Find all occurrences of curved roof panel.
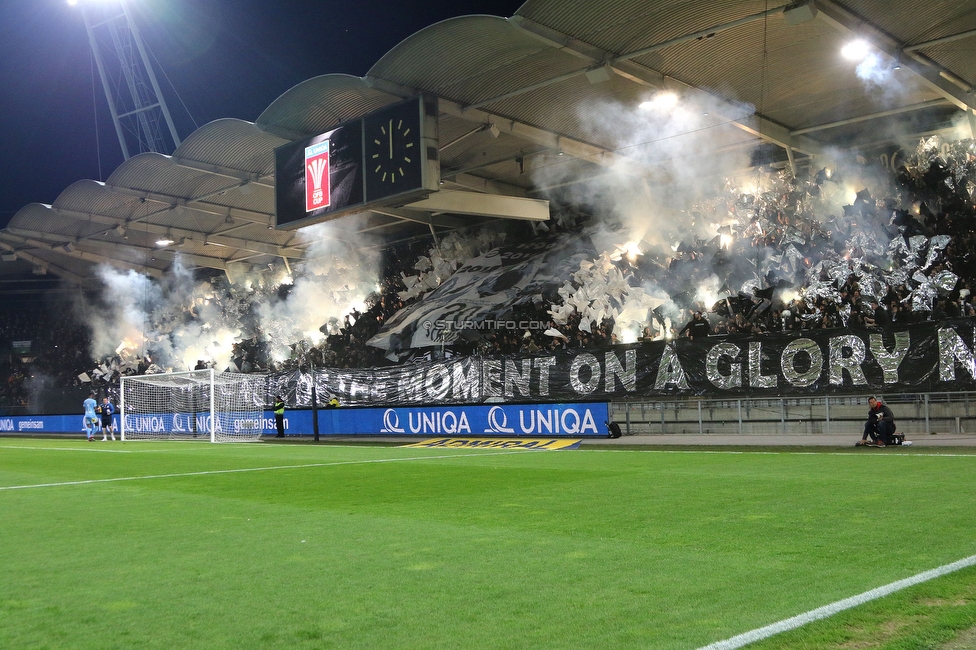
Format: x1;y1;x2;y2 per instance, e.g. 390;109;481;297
368;16;577;105
173;118;287;177
5;0;975;284
257;74;400;136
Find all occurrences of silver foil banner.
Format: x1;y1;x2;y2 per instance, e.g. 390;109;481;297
265;321;976;407
655;343;690;390
706;342;743;389
748;341;778;388
829;335;867;385
781;338;823;387
869;332;911;383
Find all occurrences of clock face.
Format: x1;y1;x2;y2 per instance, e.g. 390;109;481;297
364;100;424;203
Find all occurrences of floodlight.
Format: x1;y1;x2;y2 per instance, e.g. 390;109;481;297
841;39;870;61
639;92;679;111
155;238;175;247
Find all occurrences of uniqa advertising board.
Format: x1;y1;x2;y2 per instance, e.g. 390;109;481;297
322;403;610;437
0;404;610;438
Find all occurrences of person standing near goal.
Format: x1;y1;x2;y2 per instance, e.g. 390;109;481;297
99;396;116;441
273;395;285;438
83;392;98;442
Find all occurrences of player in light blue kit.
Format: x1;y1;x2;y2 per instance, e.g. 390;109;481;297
83;392;98;442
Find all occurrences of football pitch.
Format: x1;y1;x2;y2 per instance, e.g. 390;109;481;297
2;440;975;649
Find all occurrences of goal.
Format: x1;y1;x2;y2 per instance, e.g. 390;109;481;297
120;369;267;442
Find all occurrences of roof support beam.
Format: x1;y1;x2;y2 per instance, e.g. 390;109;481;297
44;205;303;260
470;7;784;111
813;0;975;112
447;173;528;198
369;206;470;229
903;28;976;53
146;248;228;272
5;226;181;274
0;231;164;278
0;238;85;283
365;75;631;170
790;99;953;135
169;155;274;188
2;230;158;276
439;99;626;167
407;190;549;221
507;15;824;156
103;183;274;226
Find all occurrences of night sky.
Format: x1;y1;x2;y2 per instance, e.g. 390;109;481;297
0;0;526;227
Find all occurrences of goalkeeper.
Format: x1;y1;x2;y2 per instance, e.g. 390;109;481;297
99;396;116;441
857;397;895;447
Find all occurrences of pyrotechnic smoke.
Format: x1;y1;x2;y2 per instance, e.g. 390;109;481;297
78;221;386;371
531;78;971;338
256;222;383;363
84;265;166;363
533;91;756;334
535;91;755;252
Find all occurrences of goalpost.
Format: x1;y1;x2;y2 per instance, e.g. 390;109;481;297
120;369;267;442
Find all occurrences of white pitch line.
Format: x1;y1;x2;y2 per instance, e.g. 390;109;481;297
582;448;976;458
697;553;976;650
0;445;135;454
0;448;531;492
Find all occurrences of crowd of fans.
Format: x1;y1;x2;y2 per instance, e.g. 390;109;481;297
2;137;975;413
0;297;92;412
685;139;976;334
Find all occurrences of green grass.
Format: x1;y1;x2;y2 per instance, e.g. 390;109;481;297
1;440;975;649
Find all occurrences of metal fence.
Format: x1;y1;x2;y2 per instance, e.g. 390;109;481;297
609;393;976;436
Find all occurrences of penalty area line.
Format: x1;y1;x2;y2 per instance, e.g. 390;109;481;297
697;553;976;650
0;448;533;492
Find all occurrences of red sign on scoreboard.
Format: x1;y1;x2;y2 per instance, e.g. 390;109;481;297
304;141;331;212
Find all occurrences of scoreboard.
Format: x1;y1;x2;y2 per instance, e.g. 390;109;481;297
274;95;440;230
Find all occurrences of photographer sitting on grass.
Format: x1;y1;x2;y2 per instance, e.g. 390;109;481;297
857;397;895;447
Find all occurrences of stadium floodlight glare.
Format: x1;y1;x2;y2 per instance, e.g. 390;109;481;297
155;238;175;247
841;39;871;61
640;92;679;111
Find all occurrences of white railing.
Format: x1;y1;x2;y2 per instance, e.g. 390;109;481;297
610;393;976;436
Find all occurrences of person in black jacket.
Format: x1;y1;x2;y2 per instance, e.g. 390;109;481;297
857;397;895;447
679;311;711;341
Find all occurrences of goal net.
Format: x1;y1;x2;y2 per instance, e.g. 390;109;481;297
120;369;267;442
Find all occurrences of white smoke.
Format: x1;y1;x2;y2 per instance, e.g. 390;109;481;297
255;222;382;363
78;219;386;371
535;91;756;333
534;91;755;254
85;266;162;363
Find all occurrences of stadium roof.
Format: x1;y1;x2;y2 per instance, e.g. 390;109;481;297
3;0;975;284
